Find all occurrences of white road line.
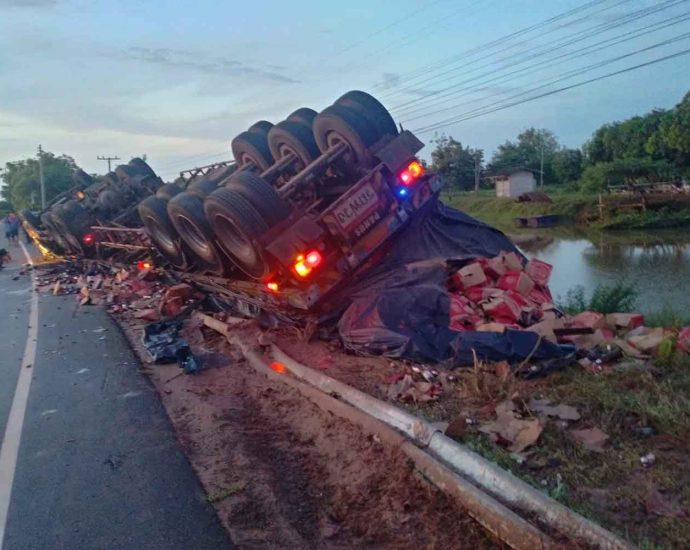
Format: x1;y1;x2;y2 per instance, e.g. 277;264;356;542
0;242;38;548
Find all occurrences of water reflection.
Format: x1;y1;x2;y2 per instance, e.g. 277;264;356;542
518;229;690;314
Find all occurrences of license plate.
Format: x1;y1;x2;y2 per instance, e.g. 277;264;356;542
332;183;379;230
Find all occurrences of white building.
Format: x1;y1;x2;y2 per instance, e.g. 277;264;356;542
495;170;536;198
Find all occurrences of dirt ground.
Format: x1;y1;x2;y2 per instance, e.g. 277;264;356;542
115;316;501;549
275;330;690;549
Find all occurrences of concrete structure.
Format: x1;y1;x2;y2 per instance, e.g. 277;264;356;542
495;170;536;198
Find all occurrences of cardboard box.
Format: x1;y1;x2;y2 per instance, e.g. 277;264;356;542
526;317;565;344
485;255;507;278
482;295;522;324
528;285;553;306
525;259;553;286
571;311;606;330
605;313;645;330
502;251;524;271
497;271;535;296
449;293;478;318
476;322;508;333
453;262;487;289
627;327;665;354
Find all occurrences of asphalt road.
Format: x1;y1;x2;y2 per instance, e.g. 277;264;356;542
0;249;232;550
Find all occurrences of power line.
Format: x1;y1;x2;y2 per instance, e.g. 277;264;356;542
412;46;690;134
390;0;687;113
415;32;690;127
373;0;615;97
396;9;690;122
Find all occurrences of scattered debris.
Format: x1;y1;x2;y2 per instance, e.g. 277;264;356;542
528;398;581;421
479;400;544;453
570;427;609;452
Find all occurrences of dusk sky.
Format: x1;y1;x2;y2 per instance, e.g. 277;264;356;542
2;0;689;180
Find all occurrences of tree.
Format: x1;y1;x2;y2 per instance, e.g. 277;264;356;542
649;91;690;167
430;135;483;191
579;158;675;193
552;148;583;184
488;128;559;184
1;152;78;210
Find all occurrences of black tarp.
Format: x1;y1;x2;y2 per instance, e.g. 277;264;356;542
337;198;566;366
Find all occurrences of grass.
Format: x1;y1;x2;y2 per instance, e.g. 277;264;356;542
442;190;690;231
206;483;244;503
559;282;638;315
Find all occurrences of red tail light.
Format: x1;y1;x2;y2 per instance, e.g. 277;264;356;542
137;260;153;270
82;233;95;246
266;281;280;292
294;249;323;278
399;160;425;186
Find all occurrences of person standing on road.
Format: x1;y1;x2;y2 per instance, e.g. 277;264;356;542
4;212;20;245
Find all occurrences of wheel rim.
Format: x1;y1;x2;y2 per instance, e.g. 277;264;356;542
213;214;264;277
146;215;175;253
276;143;307;172
325;132;357;164
177;215;213;261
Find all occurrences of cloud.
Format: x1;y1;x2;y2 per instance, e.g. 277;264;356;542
121;47;299;84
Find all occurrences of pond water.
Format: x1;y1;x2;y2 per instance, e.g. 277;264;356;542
516;229;690;315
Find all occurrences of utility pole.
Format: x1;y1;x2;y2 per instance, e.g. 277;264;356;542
38;144;46;209
539;144;544;189
97;155;120;172
474;151;481;194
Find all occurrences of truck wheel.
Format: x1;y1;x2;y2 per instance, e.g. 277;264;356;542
313;104;380;167
187;179;218;198
335;90;398;138
231;131;274;171
41;210;69;251
138;195;192;270
20;209;41;230
224;171;291;225
52;200;96;254
206;164;236;185
248;120;273;135
287;108;318;127
115;164;138;182
102;172;120;186
155;183;184;201
168;192;229;276
128;157;157;178
268;120;320;172
204;188;270;279
73;169;94;188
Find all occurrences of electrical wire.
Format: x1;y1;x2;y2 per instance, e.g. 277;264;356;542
412;46;690;134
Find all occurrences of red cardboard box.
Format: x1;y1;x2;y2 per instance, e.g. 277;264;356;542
497;271;535;296
528;285;553;306
502;251;524;271
571;311;606;330
452;262;487;290
525;259;553;286
482;295;521;324
605;313;645;330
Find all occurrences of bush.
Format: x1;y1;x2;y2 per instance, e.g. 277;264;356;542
560;282;637;314
578;158;676;193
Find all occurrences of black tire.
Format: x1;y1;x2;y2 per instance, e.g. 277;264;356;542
204;188;270;279
128;157;157;178
287;108;318;127
155;183;184;201
20;209;41;230
268;120;320;171
168;192;230;276
138;195;191;270
248;121;273;135
224;171;291;226
187;179;218;198
41;211;65;247
231;131;274;171
73;169;94;188
97;188;128;212
206;164;237;185
313;104;381;168
102;172;120;186
115;164;138;181
335;90;398;139
52;200;96;254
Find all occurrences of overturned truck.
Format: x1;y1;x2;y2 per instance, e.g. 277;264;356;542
25;91;441;312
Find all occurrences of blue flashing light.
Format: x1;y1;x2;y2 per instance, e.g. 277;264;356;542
397;188;408;197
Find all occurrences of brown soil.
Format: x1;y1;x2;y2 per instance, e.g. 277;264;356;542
116;317;501;550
